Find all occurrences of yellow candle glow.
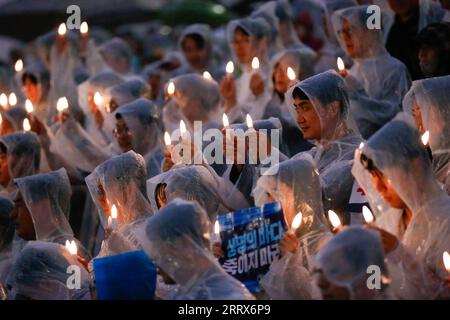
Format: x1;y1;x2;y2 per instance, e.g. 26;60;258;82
164;131;172;146
226;61;234;74
337;57;345;71
167;81;175;96
14;59;23;73
180;120;187;135
56;97;69;112
80;21;88;34
214;220;220;235
421;130;429;146
222;113;229;128
328;210;341;228
8;93;17;106
25;99;34;113
362;206;374;224
58;23;67;36
110;204;118;229
65;240;77;255
93;92;103;106
287;67;296;81
290;212;303;231
0;93;8;108
202;71;212;80
251;57;260;70
246;114;253;129
22;118;31;131
444;251;450;272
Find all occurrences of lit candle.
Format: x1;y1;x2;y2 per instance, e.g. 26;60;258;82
226;61;234;74
328;210;341;229
110;204;118;229
25;99;34;114
65;240;77;256
213;220;221;242
444;251;450;273
167;81;175;96
362;205;374;224
58;23;67;37
0;93;8;109
359;142;365;149
251;57;260;70
290;212;303;232
179;120;188;141
246;114;253;129
287;67;296;81
337;57;345;72
421;130;429;146
202;71;212;80
22;118;31;131
164;131;172;147
14;59;23;73
80;21;88;35
56;97;69;112
8;93;17;107
93;91;103;107
222;113;229;129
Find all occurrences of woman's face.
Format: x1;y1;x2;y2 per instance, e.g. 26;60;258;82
114;117;133;152
232;29;252;64
97;182;110;215
369;168;406;210
273;62;291;94
411;99;425;134
22;78;42;105
11;196;36;241
0;151;10;187
314;269;351;300
293;97;322;140
340;19;358;58
182;36;208;70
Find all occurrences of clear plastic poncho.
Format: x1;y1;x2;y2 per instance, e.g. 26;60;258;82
146;165;249;222
0;196;14;289
403;75;450;193
135;198;254;300
255;155;332;299
314;226;391;300
108;78;151;108
0;132;41;196
286;70;362;222
98;37;133;76
7;241;91;300
353;112;450;298
163;73;221;134
114;98;164;178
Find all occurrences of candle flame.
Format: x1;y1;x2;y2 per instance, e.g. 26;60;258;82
8;93;17;106
444;251;450;271
0;93;7;107
25;99;34;113
362;205;374;224
56;97;69;112
80;21;88;34
359;142;365;149
226;61;234;74
251;57;260;70
287;67;296;81
0;114;2;125
23;118;31;131
222;113;229;128
214;220;220;235
111;204;118;219
328;210;341;228
93;92;103;105
421;130;429;146
291;212;303;230
337;57;345;71
65;240;77;255
167;81;175;95
246;114;253;129
14;59;23;72
164;131;171;146
58;23;67;36
202;71;212;80
180;120;187;134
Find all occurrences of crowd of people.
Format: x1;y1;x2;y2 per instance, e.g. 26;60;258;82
0;0;449;300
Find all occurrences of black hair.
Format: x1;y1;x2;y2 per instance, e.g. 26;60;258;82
292;87;309;100
182;33;206;50
0;142;7;154
235;26;250;36
21;72;38;86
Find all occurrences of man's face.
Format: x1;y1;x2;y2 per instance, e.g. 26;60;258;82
340;19;357;58
232;30;252;64
114;117;133;152
369;168;407;209
387;0;419;16
182;37;208;70
314;268;351;300
0;151;11;187
418;46;439;77
293;97;322;140
11;196;36;241
22;78;42;105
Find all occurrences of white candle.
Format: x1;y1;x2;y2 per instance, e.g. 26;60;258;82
362;205;374;224
251;57;260;70
14;59;23;73
80;21;88;35
25;99;34;114
226;61;234;74
8;93;17;107
110;204;118;229
290;212;303;232
222;113;229;129
337;57;345;72
328;210;341;229
287;67;296;81
58;23;67;36
0;93;7;108
202;71;212;80
22;118;31;131
246;114;253;129
421;130;429;146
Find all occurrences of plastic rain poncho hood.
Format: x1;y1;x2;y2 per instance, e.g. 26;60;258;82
135;199;254;300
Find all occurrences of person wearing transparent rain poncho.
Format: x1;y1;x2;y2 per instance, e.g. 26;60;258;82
7;241;91;300
11;168;90;261
0;196;15;298
0;132;41;199
315;0;357;74
178;24;223;79
163;73;221;134
313;227;393;300
85;151;153;260
352;112;450;299
107;78;151;114
253;155;332;300
285;70;363;225
220;16;272;123
332;5;411;138
403;75;450;194
134;198;254;300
